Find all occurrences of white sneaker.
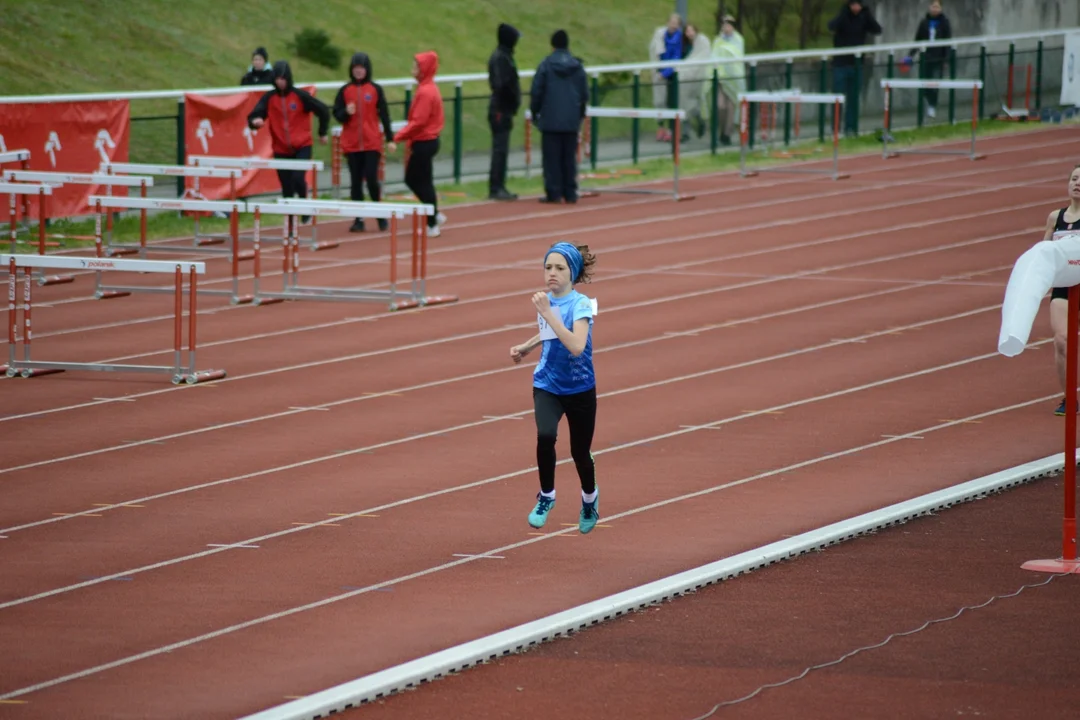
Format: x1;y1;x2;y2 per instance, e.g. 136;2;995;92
436;212;447;226
428;224;441;238
926;105;936;118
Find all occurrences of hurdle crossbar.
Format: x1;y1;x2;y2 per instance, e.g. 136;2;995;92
738;91;847;181
1;253;225;384
87;195;253;304
881;78;985;161
0;150;30;164
188;155;333;251
1;182;75;286
577;107;693;201
246;199;456;311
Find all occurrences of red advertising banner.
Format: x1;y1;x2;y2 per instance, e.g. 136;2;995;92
0;100;130;219
183;87;318;200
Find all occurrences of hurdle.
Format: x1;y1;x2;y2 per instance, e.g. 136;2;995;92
187;155;335;251
86;195;253;304
99;162;245;253
881;79;985;160
1;181;76;287
577;107;693;201
0;150;31;228
246;198;457;311
738;91;848;181
331;121;408;199
2;253;225;384
2;169;154;254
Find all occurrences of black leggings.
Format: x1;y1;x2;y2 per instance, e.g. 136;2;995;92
345;150;381;202
404;138;440;228
533;386;597;495
273;145;313;199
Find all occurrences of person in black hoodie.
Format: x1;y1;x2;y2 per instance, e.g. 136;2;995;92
248;61;330;202
530;30;588;205
240;47;274;86
827;1;882;135
907;1;952;118
333;52;396;232
488;23;522;201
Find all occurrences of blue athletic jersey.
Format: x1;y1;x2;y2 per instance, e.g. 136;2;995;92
533;290;595;395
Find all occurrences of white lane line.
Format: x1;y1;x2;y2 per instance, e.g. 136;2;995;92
0;338;1050;608
206;544;260;549
0;392;1054;702
451;554;506;560
0;266;1002;490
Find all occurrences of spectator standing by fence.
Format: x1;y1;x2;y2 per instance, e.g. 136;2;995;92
530;30;588;205
649;14;688;142
241;47;274;86
393;51;446;236
332;52;396;232
827;0;882;136
711;14;745;147
488;23;522;201
905;1;953;118
247;60;330;208
679;23;712;139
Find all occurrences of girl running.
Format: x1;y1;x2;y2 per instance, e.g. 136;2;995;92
510;242;600;533
1045;163;1080;415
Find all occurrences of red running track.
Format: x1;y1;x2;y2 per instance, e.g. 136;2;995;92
0;127;1078;719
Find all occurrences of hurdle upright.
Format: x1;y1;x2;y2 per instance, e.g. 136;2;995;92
738;91;847;181
2;253;225;384
881;78;985;161
187;155;334;251
577;107;693;201
247;198;457;311
87;195;253;304
1;181;75;286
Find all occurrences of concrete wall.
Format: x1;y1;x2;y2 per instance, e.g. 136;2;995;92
871;0;1079;45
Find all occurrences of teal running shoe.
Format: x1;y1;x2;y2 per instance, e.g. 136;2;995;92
528;493;555;528
579;486;599;534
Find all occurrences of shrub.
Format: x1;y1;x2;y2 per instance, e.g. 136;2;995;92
289;28;342;70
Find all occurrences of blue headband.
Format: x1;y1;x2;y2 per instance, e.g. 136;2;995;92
545;242;583;283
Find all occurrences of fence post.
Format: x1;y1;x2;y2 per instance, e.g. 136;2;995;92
853;54;862;136
405;86;413;115
632;71;641;164
710;68;719;154
917;52;926;128
978;44;987;119
453;83;462;184
783;59;793;146
1036;38;1044;110
1007;42;1016;109
175;99;185;198
818;58;827;143
948;47;957;124
748;62;758;149
590;74;599;170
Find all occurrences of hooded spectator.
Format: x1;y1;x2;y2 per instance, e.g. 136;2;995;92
530;29;588;204
241;47;274;86
393;51;447;235
488;23;522;201
827;0;882;135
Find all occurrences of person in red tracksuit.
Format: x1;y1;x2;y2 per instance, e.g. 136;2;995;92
248;60;330;207
393;51;446;237
333;52;396;233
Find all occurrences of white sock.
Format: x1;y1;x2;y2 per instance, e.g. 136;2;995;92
540;490;555;500
581;489;597;503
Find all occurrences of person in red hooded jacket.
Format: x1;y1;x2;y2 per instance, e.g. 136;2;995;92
248;60;330;204
333;52;397;232
393;51;446;237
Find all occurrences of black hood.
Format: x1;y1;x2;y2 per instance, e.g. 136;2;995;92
349;52;373;83
272;60;294;93
497;23;520;51
547;48;582;78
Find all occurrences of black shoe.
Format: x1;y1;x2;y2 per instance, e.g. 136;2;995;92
489;188;518;201
377;218;388;232
349;219;365;233
539;197;560;204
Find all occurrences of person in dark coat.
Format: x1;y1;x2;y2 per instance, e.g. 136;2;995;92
827;0;882;135
333;52;396;232
241;47;274;86
530;30;588;205
488;23;522;201
247;60;330;202
907;1;953;118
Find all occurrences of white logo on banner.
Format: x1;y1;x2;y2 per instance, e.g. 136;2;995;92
44;131;62;167
0;134;7;153
94;129;117;164
242;125;256;151
196;119;214;153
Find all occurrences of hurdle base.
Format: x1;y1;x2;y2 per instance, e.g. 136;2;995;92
675;194;696;202
253;296;287;307
106;247;142;258
38;275;74;286
231;295;255;306
971;154;987;161
175;369;228;386
196;237;227;247
237;249;255;262
97;290;132;300
1021;558;1080;574
391;294;460;311
4;366;65;379
313;241;340;251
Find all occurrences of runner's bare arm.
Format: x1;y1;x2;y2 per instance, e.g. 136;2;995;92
1044;209;1058;241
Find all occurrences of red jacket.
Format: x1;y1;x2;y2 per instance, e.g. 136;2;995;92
248;61;330;156
394;52;444;146
332;53;394;154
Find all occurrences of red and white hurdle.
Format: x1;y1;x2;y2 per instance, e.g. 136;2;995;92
2;253;225;384
1;181;74;287
187;155;336;251
738;91;848;181
87;195;252;304
881;78;985;161
249;198;457;311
